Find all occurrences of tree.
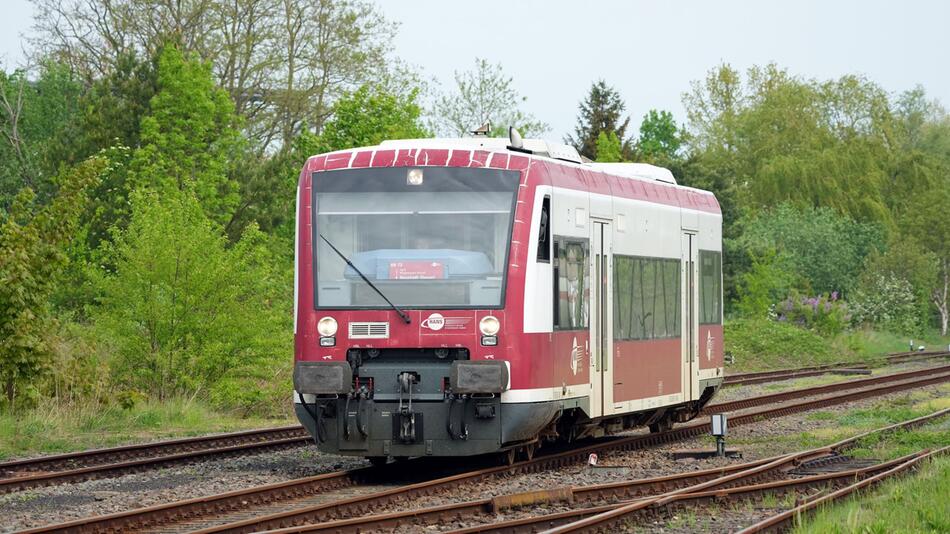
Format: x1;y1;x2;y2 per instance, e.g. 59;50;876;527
853;239;938;334
319;85;430;152
636;109;683;161
29;0;397;149
130;46;241;226
736;203;883;297
901;182;950;335
594;131;622;162
0;62;84;208
433;58;547;137
0;158;104;406
92;189;287;401
566;80;633;160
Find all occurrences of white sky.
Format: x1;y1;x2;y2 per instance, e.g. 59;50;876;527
4;0;949;140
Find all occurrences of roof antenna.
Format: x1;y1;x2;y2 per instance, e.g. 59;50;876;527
471;121;491;136
508;126;523;149
507;126;532;154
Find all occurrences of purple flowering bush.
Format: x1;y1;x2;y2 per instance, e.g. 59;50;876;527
775;291;850;336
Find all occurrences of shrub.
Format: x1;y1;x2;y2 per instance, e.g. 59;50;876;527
92;190;290;408
776;292;850;336
850;274;921;335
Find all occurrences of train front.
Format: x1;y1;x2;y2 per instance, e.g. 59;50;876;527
293;157;522;460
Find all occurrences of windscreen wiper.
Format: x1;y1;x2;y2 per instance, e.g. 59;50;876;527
319;234;411;324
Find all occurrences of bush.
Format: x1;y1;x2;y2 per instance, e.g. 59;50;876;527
776;292;850;336
734;251;798;318
92;190;290;408
850;274;921;335
725;318;834;371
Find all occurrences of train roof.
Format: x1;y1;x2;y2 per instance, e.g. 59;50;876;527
375;138;678;185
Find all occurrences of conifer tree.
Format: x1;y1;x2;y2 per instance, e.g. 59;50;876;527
566;80;633;160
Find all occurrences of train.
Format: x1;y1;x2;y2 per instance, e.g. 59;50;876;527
292;130;723;463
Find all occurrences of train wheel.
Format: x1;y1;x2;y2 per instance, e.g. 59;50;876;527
519;443;537;461
368;456;388;468
648;418;673;433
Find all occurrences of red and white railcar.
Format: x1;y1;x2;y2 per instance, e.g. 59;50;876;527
293;135;723;461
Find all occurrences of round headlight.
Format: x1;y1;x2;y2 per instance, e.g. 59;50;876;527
479;315;500;336
317;316;338;337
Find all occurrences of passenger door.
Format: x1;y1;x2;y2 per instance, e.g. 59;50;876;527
681;232;699;401
590;219;615;417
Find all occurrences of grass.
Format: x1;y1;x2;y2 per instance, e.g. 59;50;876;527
0;397;295;460
792;456;950;534
725;320;950;373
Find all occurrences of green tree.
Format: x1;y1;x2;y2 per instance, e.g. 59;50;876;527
736;203;883;297
636;109;683;161
319;85;429;152
0;62;84;207
0;158;104;406
433;58;548;137
594;131;622;162
857;238;939;332
901;182;950;335
92;190;287;402
130;46;242;226
566;80;632;160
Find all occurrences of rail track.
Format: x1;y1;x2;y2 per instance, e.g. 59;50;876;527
0;426;311;494
21;362;950;534
723;350;950;387
5;351;941;497
122;408;950;534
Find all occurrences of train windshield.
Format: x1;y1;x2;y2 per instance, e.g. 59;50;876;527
313;166;520;309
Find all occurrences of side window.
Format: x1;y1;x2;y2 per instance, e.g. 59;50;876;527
536;196;551;262
699;250;722;324
553;238;589;330
614;256;681;340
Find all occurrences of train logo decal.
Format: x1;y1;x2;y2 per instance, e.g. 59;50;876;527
421;314;471;332
570;336;583;376
706;331;714;361
421;313;445;331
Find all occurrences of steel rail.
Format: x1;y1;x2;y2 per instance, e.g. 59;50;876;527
0;433;311;494
735;446;950;533
705;363;950;414
20;371;950;534
448;451;933;534
540;448;949;534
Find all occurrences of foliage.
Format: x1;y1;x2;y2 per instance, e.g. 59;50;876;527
433;58;547;137
566;80;633;160
850;274;922;335
636;109;684;161
318;85;430;152
775;292;850;336
724;318;833;371
29;0;397;148
594;131;623;162
0;62;84;207
0;158;105;407
734;251;798;318
899;181;950;335
130;46;242;227
736;203;882;297
91;190;289;402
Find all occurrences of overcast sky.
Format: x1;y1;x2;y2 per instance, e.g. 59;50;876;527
4;0;949;140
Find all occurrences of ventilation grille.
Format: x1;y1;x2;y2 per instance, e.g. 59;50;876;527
348;322;389;339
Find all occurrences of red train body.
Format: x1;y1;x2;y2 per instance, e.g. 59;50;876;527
293;138;723;460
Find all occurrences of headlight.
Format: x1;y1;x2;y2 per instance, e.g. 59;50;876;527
479;315;500;336
317;316;338;337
